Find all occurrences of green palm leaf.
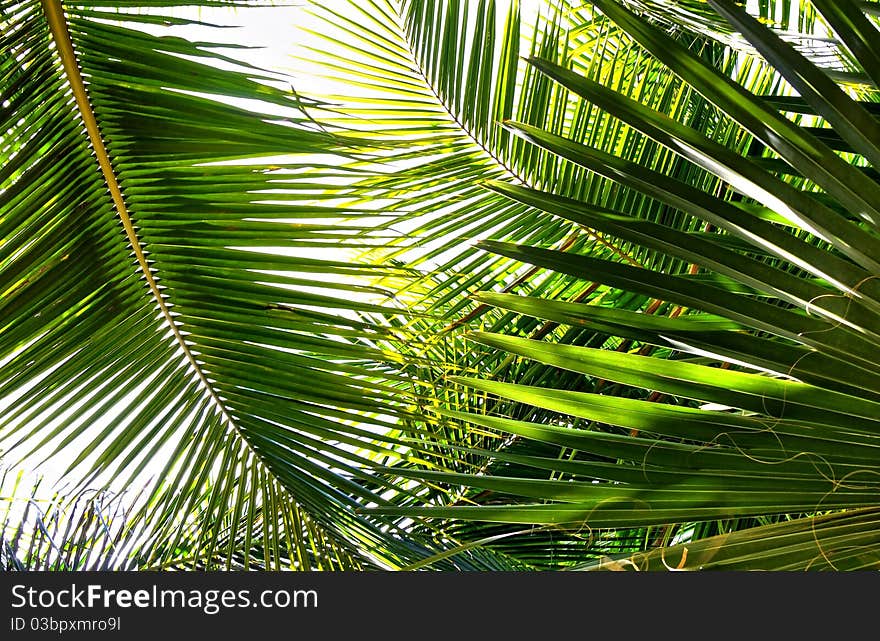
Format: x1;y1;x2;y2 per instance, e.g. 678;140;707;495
0;0;463;570
367;0;880;569
6;0;880;572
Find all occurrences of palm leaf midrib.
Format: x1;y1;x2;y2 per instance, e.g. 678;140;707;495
6;0;436;568
391;1;529;188
40;0;261;460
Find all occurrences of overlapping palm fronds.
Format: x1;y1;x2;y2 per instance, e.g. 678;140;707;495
361;0;880;570
5;0;879;571
0;0;482;570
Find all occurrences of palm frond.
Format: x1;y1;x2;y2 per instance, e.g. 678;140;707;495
6;0;879;572
0;0;461;569
366;0;880;568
